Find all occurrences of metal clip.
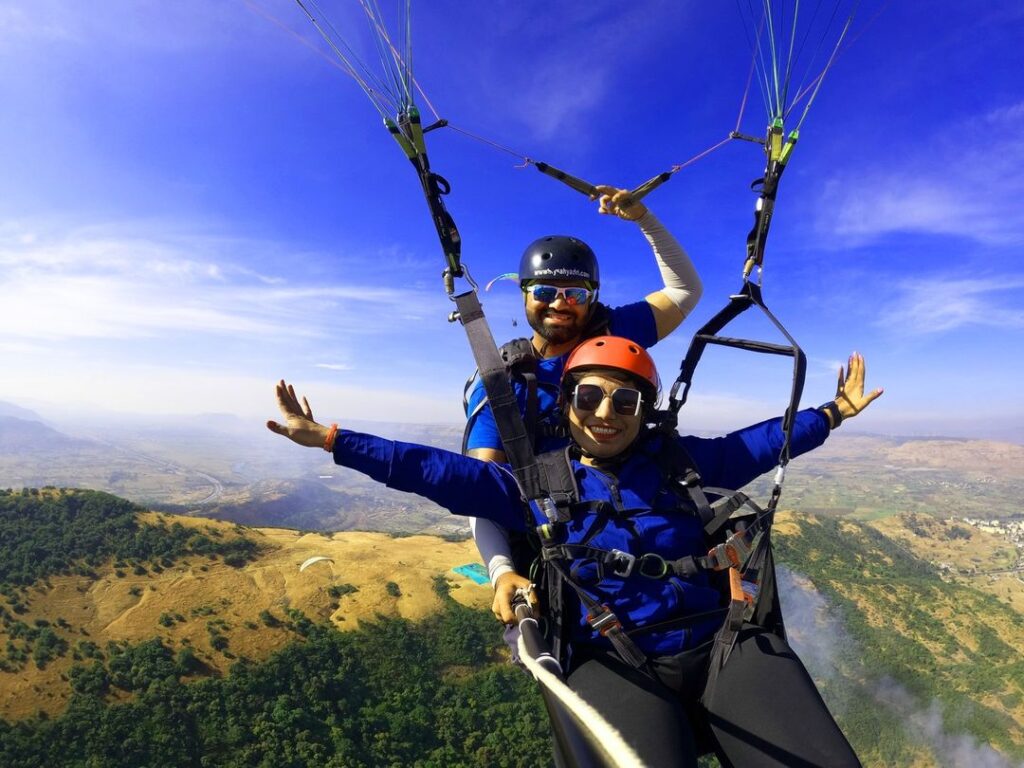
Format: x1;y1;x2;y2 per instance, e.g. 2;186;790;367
608;549;636;578
637;553;669;579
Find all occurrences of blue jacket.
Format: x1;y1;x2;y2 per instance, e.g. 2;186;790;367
333;408;830;655
463;300;658;453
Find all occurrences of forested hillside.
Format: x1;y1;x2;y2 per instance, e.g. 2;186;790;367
1;490;1022;766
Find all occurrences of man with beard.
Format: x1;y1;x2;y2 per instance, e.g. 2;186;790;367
463;185;703;619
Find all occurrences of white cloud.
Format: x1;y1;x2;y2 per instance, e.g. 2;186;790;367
0;221;435;344
0;3;70;43
820;101;1024;245
0;362;462;424
877;275;1024;335
0;0;262;50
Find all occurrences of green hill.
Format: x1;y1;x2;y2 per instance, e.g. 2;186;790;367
1;490;1022;766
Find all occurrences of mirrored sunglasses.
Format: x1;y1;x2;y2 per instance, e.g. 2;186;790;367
572;383;643;416
525;284;593;306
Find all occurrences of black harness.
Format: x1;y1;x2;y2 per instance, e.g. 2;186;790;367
461;303;612;454
521;430;785;681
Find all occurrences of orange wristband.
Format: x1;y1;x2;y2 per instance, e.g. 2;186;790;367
323;423;339;452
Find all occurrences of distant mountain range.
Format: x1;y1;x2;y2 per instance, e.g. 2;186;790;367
0;400;48;422
1;400;1022;537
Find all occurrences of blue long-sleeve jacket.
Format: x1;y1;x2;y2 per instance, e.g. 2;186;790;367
333;409;830;655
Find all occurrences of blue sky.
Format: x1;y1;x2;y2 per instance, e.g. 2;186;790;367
0;1;1021;441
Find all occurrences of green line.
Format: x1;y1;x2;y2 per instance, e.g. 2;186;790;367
787;0;828;113
779;0;800;116
362;0;406;112
740;0;775;123
793;2;857;131
293;0;394;119
763;0;780;118
787;0;844;119
302;0;403;116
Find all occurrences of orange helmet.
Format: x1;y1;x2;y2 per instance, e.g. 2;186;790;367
562;336;660;394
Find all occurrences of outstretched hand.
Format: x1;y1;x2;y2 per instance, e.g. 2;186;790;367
266;380;331;448
833;352;883;422
592;185;648;222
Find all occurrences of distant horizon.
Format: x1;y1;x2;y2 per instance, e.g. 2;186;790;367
3;396;1021;447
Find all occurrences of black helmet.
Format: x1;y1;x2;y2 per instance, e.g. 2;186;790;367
519;236;599;287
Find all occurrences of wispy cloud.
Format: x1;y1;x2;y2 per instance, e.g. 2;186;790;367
0;3;72;43
820;101;1024;245
0;0;260;50
467;1;686;143
0;221;434;344
877;275;1024;335
0;362;461;423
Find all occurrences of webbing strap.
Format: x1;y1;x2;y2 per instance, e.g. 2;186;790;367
453;290;546;505
742;123;797;280
668;280;806;467
386;108;463;282
704;531;775;691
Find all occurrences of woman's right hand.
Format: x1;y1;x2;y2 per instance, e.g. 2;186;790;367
266;380;332;448
492;571;538;625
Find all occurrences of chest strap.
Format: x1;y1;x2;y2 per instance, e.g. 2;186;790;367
542;544;710;580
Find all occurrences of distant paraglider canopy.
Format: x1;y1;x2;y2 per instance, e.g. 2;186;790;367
299;555;335;572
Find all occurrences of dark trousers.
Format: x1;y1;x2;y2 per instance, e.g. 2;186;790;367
563;626;862;768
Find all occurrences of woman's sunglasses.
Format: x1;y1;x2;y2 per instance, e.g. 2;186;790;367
572;383;643;416
524;284;593;306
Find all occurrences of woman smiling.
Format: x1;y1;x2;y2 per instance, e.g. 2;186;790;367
268;336;881;767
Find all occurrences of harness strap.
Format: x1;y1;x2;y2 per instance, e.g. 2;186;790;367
523;371;538;449
626;606;730;637
704;532;774;697
453;290;547;508
571;574;649;670
544;544;713;581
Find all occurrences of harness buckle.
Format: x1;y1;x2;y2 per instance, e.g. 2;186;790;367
679;469;701;488
608;549;636;578
539;497;571;524
587;605;622;635
637;553;670;579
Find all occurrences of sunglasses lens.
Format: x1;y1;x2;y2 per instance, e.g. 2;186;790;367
611;388;642;415
572;385;642;415
528;285;591;305
563;288;590;305
529;285;558;303
573;384;605;411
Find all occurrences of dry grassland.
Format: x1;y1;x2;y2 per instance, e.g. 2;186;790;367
0;513;491;720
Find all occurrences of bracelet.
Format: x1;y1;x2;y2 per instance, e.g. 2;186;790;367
818;401;843;430
323;423;339;452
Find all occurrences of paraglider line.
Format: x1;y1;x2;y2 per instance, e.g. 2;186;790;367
445;123;534;166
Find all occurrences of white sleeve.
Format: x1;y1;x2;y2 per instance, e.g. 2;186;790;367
637;210;702;318
470;516;515;586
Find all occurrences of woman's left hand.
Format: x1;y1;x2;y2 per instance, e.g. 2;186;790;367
593;185;648;222
266;380;331;448
834;352;883;421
